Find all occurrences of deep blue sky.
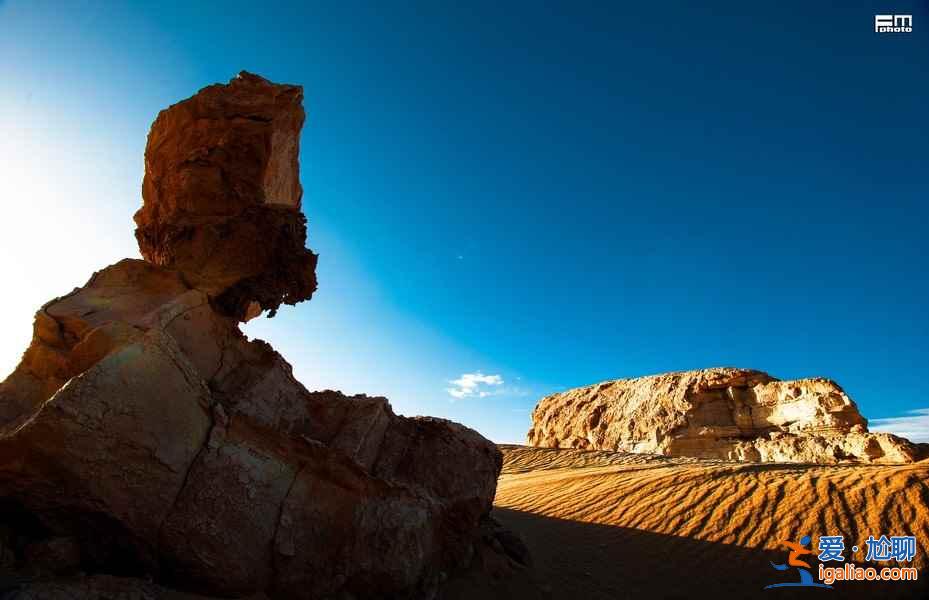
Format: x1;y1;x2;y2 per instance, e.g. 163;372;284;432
1;1;927;442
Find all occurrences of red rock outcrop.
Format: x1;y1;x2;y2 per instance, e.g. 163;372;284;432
527;368;920;463
134;71;317;320
0;73;519;599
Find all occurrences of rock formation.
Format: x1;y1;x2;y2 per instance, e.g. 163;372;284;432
0;72;527;599
135;71;317;320
526;367;920;463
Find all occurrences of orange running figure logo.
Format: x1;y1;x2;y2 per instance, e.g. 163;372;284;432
764;535;832;589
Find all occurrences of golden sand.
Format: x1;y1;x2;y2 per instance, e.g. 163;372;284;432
493;445;928;599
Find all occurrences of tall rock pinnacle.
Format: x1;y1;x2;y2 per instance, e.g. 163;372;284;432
0;73;530;599
134;71;317;319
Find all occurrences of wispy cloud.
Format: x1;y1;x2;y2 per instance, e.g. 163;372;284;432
447;372;503;400
870;408;929;443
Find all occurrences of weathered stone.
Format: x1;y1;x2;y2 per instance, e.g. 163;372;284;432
3;574;231;600
437;516;549;600
0;73;513;599
527;367;919;463
23;537;81;574
0;527;15;569
134;72;317;319
0;250;499;599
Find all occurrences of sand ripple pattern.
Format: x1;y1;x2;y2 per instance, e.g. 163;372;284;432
496;445;929;569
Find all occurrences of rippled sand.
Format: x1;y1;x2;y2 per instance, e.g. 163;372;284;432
492;444;928;599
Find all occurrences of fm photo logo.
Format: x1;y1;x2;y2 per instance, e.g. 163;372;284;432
875;14;913;33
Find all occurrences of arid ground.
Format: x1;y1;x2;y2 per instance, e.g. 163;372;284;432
490;445;929;599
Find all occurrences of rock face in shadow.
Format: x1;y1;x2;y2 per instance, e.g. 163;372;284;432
0;73;515;599
527;367;920;463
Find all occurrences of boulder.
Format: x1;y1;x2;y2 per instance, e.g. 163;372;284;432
0;73;510;599
134;72;317;319
526;367;919;463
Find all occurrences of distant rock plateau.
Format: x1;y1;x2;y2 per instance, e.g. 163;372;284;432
527;367;922;463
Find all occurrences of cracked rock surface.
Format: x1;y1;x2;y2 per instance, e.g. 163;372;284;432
527;367;921;463
0;73;517;599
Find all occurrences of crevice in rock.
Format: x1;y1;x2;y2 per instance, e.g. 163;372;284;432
228;113;274;123
268;463;303;595
154;403;217;580
161;299;209;332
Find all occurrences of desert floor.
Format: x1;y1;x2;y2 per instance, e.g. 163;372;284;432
490;445;929;599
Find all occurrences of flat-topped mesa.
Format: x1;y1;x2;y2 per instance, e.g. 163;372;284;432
527;367;920;463
134;71;317;320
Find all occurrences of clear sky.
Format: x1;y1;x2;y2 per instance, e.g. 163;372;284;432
1;1;927;443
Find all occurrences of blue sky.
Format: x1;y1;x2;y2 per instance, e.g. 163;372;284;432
1;1;927;443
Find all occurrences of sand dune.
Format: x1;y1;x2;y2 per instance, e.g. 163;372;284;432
493;445;929;598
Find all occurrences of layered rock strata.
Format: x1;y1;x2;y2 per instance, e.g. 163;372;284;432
527;367;919;463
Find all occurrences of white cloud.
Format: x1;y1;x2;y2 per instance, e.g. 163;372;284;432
447;372;504;400
870;408;929;443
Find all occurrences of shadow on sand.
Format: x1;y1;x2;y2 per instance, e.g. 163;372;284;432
492;507;927;600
